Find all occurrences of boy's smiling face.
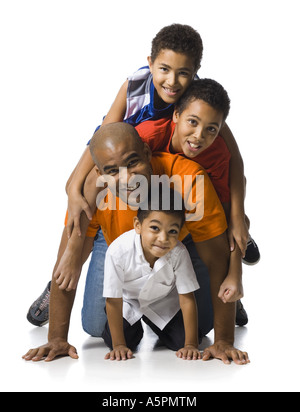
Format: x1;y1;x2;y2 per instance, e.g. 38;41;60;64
134;211;182;267
171;99;224;158
148;50;195;108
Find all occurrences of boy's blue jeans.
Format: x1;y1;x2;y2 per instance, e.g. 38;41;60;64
81;230;214;340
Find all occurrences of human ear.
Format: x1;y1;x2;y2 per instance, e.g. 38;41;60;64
147;56;153;73
95;167;101;176
143;143;152;161
172;109;180;124
133;217;142;234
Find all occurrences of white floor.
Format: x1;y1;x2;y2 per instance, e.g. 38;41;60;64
3;249;300;393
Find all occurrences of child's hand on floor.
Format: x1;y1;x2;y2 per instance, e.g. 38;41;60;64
176;345;201;360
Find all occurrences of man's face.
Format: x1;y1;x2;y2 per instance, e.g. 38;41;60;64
95;138;152;204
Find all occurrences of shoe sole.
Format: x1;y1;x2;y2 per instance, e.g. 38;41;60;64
236;320;248;327
242;256;260;266
26;311;49;327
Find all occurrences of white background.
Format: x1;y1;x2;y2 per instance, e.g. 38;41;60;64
1;0;300;392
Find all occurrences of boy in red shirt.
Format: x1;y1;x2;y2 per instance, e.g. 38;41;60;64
135;79;260;266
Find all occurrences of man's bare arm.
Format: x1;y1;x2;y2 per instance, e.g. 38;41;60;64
194;232;249;364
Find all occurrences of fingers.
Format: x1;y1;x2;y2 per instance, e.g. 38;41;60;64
66;198;93;239
23;344;79;362
218;284;243;303
218;284;235;303
53;269;78;291
230;350;250;365
202;348;212;362
73;216;82;237
82;203;93;222
228;232;235;252
236;238;247;258
72;203;93;238
66;217;81;238
202;346;250;365
105;348;133;361
23;347;48;362
176;348;201;360
66;221;74;240
218;288;234;304
67;346;79;360
23;347;57;362
53;271;69;290
218;285;229;303
55;275;77;291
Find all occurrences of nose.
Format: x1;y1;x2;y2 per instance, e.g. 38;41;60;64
119;167;128;183
194;126;205;141
167;71;177;87
119;166;135;186
157;230;168;243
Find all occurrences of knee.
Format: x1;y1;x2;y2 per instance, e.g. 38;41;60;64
81;312;106;337
82;321;104;338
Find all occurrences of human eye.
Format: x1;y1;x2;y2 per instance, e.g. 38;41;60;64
207;126;218;134
159;66;168;73
127;159;139;168
179;70;190;77
150;225;160;231
187;118;198;127
169;229;179;235
106;168;119;176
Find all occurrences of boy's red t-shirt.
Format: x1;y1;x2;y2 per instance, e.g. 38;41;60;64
135;118;231;204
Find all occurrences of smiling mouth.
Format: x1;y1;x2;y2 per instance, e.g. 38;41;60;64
153;244;169;251
163;87;180;97
120;182;140;192
187;141;202;151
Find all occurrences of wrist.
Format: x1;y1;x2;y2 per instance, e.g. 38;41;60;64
48;333;69;343
230;208;245;222
227;266;242;281
113;342;127;349
184;342;198;348
67;181;83;197
214;338;234;347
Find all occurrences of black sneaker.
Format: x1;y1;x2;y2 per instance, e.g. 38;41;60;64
236;300;248;326
27;281;51;326
243;235;260;265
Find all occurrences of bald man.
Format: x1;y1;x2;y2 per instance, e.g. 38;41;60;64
23;123;248;365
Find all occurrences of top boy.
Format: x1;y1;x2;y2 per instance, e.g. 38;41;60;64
123;24;202;123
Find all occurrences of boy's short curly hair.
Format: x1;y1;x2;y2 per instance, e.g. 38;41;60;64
175;79;231;122
151;24;203;72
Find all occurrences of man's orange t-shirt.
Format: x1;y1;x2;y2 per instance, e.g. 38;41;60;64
135;118;231;204
86;152;227;245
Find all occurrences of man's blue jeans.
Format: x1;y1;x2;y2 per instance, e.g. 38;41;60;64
81;230;108;336
81;230;214;339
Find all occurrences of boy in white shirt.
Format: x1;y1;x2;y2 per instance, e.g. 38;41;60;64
102;186;201;361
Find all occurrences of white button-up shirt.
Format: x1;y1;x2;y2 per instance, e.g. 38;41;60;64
103;229;200;330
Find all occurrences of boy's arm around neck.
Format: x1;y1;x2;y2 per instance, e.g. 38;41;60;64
66;80;128;195
65;80;128;236
220;123;245;217
220;123;249;256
